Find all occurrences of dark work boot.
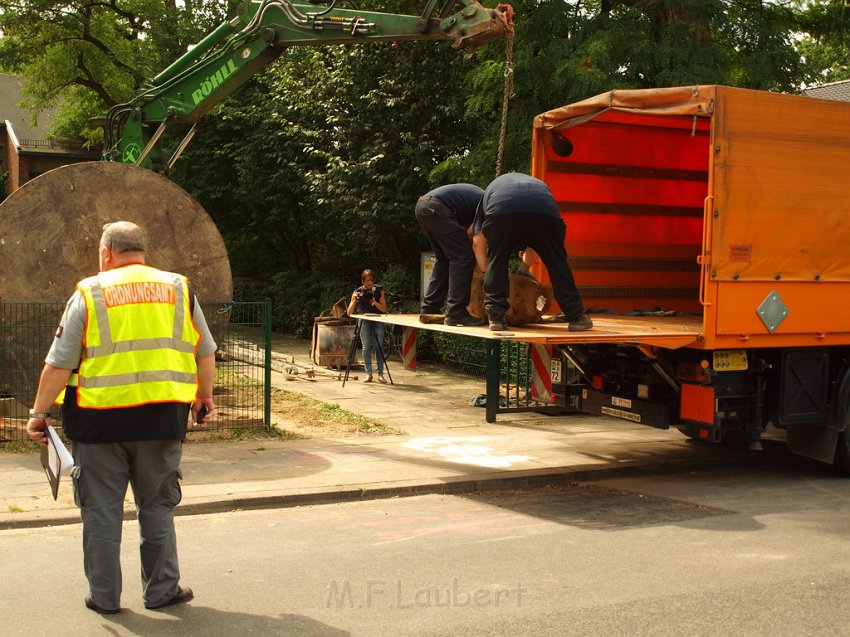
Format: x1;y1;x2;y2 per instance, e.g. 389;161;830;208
488;319;507;331
568;315;594;332
145;587;194;610
444;313;486;327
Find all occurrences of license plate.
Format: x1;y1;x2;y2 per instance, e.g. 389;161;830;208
713;350;748;371
551;359;563;383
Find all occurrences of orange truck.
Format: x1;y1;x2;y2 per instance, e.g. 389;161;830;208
530;85;850;471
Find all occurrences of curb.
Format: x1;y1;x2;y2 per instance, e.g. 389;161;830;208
0;451;743;531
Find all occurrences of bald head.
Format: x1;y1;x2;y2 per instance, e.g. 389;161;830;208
99;221;147;270
101;221;146;253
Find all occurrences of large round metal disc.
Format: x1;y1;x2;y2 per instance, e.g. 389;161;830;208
0;161;232;303
0;162;232;402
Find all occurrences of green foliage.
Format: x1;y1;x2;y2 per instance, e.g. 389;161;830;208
234;262;420;338
795;0;850;83
233;277;273;304
170;38;473;317
432;332;487;373
0;0;235;140
267;270;351;338
377;263;419;312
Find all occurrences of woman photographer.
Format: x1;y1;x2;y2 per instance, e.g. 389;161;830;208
347;269;388;383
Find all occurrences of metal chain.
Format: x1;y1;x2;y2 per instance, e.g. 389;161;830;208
495;28;515;178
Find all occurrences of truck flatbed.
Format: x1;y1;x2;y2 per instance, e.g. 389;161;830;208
353;313;703;423
355;313;703;349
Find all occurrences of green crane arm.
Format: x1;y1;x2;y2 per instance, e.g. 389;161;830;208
104;0;513;170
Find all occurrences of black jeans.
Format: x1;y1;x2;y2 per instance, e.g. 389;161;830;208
415;197;475;319
482;213;584;322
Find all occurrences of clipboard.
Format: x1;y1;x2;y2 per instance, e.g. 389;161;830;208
40;425;74;500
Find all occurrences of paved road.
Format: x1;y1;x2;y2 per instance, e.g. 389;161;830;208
4;446;849;636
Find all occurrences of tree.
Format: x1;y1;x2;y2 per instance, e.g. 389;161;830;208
172;38;477;280
453;0;813;180
795;0;850;83
0;0;236;142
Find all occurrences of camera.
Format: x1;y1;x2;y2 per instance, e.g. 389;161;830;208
357;285;376;302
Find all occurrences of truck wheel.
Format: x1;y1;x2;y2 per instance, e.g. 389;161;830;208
829;365;850;474
834;432;850;474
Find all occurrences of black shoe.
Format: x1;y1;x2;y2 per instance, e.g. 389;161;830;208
85;597;120;615
489;320;507;331
145;586;194;610
568;315;594;332
444;314;486;327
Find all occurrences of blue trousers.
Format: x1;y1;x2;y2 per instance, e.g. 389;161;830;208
359;319;386;376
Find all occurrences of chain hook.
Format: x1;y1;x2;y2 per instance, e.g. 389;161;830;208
495;4;515;178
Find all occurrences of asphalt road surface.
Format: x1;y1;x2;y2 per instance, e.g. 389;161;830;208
3;445;850;636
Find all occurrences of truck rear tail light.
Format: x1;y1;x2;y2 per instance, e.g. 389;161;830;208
677;361;710;383
592;375;604;390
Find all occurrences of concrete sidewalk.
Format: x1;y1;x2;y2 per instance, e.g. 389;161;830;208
0;334;737;530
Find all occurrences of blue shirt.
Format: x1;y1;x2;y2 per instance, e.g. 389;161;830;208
426;183;484;228
472;173;560;235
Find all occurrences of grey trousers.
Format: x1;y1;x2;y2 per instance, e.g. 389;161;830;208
72;440;183;610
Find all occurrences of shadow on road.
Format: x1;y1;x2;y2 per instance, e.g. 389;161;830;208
99;606;349;637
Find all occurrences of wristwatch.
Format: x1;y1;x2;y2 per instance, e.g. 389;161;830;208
29;409;52;419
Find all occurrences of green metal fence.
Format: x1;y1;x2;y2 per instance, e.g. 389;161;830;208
432;332;538;409
0;300;271;443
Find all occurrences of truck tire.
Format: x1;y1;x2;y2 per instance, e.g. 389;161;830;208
834;433;850;474
830;365;850;474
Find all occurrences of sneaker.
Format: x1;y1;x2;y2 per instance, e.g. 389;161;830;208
85;597;120;615
444;314;486;327
145;586;194;610
363;375;373;383
488;320;507;331
568;315;594;332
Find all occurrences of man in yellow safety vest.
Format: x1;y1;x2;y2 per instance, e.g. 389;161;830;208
27;221;217;614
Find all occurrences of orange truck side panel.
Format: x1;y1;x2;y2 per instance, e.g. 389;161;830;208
532;85;850;350
711;87;850;284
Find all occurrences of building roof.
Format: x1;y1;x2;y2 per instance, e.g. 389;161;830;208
803;78;850;102
0;74;59;141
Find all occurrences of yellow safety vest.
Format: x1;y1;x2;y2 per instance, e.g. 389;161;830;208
71;264;201;409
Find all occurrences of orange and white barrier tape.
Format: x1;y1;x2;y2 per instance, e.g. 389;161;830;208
401;326;417;370
530;343;554;403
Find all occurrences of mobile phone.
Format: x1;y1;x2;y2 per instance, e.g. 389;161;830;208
195;404;209;424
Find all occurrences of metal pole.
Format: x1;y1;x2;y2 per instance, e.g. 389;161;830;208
263;298;272;431
486;339;501;423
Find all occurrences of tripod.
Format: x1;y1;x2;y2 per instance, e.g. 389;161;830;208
342;319;393;387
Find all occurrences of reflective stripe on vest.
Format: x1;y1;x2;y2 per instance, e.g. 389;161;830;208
75;266;200;408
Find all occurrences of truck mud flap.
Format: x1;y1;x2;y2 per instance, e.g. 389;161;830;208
581;388;672;429
786;424;838;464
780;348;837;464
